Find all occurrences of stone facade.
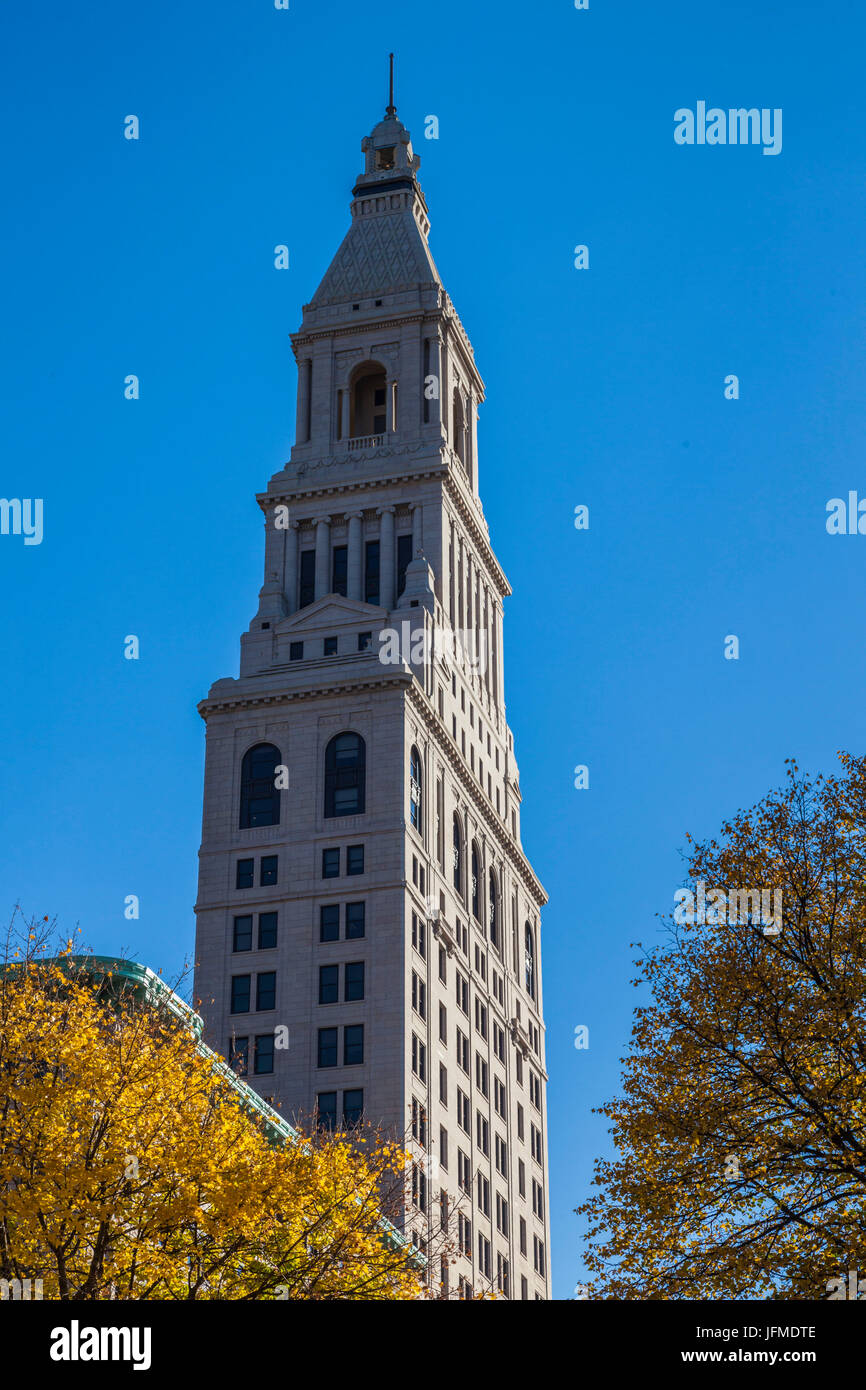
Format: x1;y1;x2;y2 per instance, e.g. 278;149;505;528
194;100;551;1299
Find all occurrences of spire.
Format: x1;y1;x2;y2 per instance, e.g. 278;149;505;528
386;52;396;120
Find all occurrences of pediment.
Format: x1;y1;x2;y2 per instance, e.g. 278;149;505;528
277;595;384;633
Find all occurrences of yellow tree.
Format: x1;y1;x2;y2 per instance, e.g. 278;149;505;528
0;941;430;1300
578;754;866;1300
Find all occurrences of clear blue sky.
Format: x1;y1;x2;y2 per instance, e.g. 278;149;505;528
2;0;864;1299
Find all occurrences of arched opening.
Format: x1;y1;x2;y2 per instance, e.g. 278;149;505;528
489;869;500;951
409;745;423;835
452;387;466;466
452;814;463;894
350;362;388;438
239;743;281;829
525;922;536;1000
324;732;366;818
471;842;481;922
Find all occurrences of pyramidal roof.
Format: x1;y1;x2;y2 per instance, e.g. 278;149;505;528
310;103;442;307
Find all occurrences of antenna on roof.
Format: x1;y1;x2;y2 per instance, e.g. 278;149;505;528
386;52;396;118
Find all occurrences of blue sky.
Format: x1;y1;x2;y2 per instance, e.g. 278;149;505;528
2;0;865;1299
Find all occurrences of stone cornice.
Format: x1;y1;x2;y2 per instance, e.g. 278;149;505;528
197;669;412;720
406;683;547;908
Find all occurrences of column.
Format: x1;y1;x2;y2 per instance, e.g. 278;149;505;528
386;379;397;433
347;512;363;601
378;507;395;610
284;521;299;613
471;395;479;491
314;516;331;600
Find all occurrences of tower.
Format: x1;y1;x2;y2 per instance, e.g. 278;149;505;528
193;84;551;1299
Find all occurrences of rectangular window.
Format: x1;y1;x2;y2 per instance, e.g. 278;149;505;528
517;1103;525;1141
455;972;468;1015
475;1053;489;1098
232;916;253;953
519;1216;527;1256
497;1253;510;1296
456;1029;469;1073
518;1158;526;1198
478;1233;491;1280
458;1149;471;1195
322;847;340;879
256;971;276;1011
319;964;339;1005
457;1088;470;1134
346;844;364;875
411;970;426;1019
330;544;347;594
346;901;366;939
254;1033;275;1075
495;1133;508;1178
438;944;447;983
230;975;250;1014
412;1033;427;1083
289;640;304;661
364;540;380;605
320;904;340;942
316;1091;337;1129
343;1088;364;1128
299;550;315;607
411;912;426;959
260;855;278;886
475;998;488;1039
358;631;372;651
439;1125;449;1171
235;859;254;890
439;1002;447;1043
476;1111;489;1156
344;961;365;1002
228;1035;248;1074
397;533;413;598
258;912;278;950
533;1237;546;1278
344;1024;364;1065
439;1062;448;1105
477;1172;490;1216
324;635;338;656
318;1027;338;1068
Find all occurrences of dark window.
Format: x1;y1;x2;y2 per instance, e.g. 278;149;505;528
346;901;366;939
256;971;276;1012
344;1024;364;1065
260;855;278;886
332;546;348;597
254;1033;274;1075
236;858;254;890
397;533;413;598
343;1088;364;1128
230;975;250;1014
318;1028;338;1068
322;847;340;879
345;961;365;1001
228;1036;248;1074
316;1092;337;1129
320;904;340;942
525;923;536;999
472;845;481;920
489;870;499;948
239;743;281;829
453;815;462;893
364;540;380;604
319;964;339;1005
324;732;366;817
324;635;338;656
346;844;364;875
409;745;423;834
258;912;278;950
232;916;253;952
299;550;315;607
358;631;372;651
290;641;304;661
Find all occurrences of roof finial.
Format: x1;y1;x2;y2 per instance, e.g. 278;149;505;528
386;52;396;118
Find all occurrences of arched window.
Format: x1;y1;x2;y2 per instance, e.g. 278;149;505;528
452;387;466;466
525;923;536;1000
239;743;281;829
409;746;423;834
471;843;481;921
489;870;499;951
351;362;387;438
452;814;463;894
324;732;366;818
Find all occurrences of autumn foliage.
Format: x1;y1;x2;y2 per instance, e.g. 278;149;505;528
0;939;427;1300
579;753;866;1300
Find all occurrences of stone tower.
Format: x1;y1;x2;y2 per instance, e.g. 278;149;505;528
193;92;551;1299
